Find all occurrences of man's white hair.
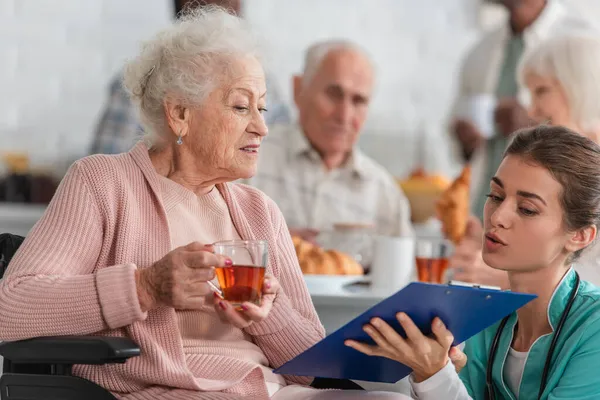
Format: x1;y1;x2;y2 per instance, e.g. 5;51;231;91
122;6;260;143
518;33;600;132
301;40;373;86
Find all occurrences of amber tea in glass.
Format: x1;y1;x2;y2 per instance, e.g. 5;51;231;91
213;240;268;308
415;238;450;284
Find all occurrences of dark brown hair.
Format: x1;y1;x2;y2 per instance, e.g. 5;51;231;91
504;125;600;261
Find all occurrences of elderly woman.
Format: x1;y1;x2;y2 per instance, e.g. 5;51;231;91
449;33;600;288
0;7;408;400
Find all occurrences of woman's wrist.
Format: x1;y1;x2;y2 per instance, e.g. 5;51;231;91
135;268;156;312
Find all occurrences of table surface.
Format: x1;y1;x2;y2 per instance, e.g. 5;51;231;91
0;203;46;219
304;275;402;307
305;219;443;305
0;203;46;236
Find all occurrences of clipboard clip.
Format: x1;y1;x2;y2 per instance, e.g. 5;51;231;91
447;280;502;291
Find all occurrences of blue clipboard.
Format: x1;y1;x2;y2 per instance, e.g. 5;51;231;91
274;282;536;383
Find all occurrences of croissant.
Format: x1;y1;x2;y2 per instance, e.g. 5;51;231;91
292;236;363;275
436;165;471;244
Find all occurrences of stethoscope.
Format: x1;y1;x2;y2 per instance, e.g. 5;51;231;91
485;271;580;400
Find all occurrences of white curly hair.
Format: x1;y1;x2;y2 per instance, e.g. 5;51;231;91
122;5;261;144
518;33;600;133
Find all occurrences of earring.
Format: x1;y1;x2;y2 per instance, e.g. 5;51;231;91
176;134;183;145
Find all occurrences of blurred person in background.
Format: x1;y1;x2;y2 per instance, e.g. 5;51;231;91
450;33;600;288
244;40;412;244
89;0;290;155
447;0;596;220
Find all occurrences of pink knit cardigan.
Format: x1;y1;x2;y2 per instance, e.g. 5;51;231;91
0;143;325;399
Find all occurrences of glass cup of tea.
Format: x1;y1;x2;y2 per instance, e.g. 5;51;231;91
212;240;268;309
415;238;451;284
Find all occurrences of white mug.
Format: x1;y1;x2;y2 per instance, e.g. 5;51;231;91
370;236;415;294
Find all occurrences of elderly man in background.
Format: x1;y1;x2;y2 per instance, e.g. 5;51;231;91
90;0;290;155
448;0;596;219
246;40;412;243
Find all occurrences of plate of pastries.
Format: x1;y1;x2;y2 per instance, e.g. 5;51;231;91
292;235;365;276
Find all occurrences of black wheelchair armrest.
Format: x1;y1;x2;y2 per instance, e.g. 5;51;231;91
0;336;140;365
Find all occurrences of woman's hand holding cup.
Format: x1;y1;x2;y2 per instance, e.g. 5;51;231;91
213;274;281;329
135;242;231;312
210;240;279;329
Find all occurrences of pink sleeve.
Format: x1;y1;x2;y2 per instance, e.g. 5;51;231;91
244;201;325;385
0;163;146;341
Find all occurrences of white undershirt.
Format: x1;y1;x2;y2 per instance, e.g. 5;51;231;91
503;347;529;398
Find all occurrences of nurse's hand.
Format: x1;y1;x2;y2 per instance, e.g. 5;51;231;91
345;313;455;382
450;346;467;373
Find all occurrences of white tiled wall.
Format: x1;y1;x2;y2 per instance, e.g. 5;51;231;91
0;0;598;178
0;0;171;172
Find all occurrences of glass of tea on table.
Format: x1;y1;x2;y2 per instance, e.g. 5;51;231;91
212;240;268;309
415;238;450;283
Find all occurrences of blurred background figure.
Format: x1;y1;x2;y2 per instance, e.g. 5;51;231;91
519;34;600;142
447;0;597;220
89;0;291;155
245;40;412;244
449;32;600;288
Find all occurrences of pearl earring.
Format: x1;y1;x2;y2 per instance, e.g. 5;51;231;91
176;134;183;145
